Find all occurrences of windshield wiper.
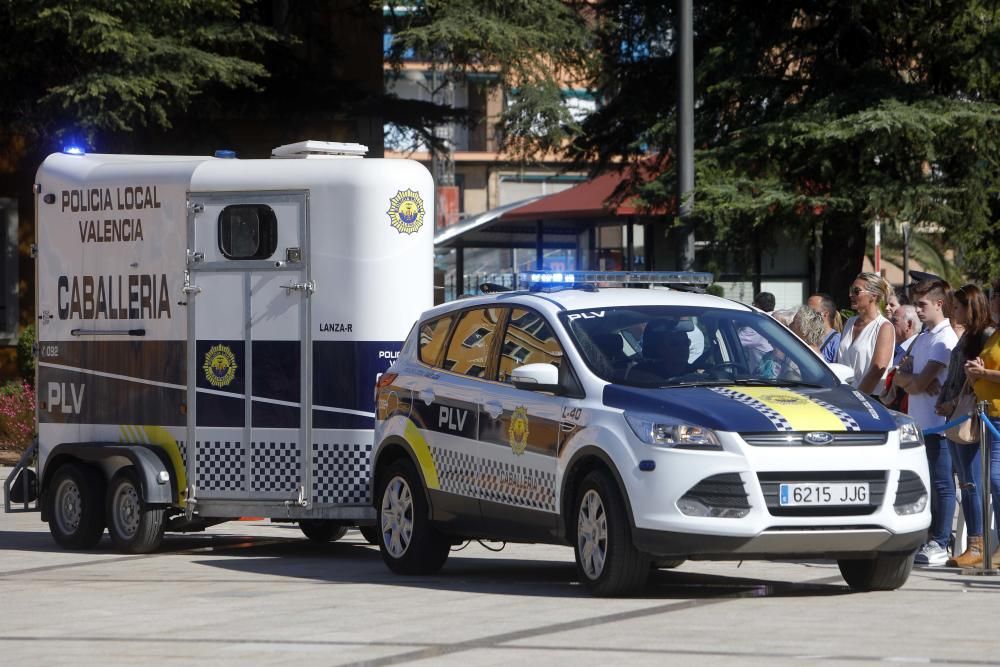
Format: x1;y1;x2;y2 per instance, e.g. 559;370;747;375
728;378;826;389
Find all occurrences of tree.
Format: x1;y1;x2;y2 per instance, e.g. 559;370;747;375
382;0;596;156
573;1;1000;298
0;0;278;159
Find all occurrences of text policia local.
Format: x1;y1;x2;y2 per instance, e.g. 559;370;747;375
55;186;171;321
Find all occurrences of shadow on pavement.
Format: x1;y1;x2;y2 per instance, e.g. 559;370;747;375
189;538;853;600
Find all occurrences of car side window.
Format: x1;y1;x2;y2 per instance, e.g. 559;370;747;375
443;308;503;378
499;308;562;384
418;315;454;366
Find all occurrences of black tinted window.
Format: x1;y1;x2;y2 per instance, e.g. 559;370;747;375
218;205;278;259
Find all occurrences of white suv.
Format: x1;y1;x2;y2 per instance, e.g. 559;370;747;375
372;274;930;595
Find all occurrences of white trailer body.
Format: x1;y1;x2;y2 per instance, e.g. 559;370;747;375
29;142;432;548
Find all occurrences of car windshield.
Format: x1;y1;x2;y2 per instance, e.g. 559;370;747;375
560;305;837;389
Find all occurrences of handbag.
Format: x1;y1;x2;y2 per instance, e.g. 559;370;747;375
944;380;979;445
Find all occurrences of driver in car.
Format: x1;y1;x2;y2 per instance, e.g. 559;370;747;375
626;321;692;384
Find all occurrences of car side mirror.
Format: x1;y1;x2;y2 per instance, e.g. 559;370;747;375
828;362;855;385
511;363;562;393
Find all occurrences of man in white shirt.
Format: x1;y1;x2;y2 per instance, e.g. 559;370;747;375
893;280;958;566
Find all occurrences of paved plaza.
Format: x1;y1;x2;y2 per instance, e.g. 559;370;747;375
1;486;997;666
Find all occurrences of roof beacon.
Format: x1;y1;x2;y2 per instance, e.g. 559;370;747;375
517;270;713;291
271;139;369;159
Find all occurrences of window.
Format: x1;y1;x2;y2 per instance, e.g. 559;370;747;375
444;308;503;378
418;315;454;366
218;205;278;260
499;308;562;383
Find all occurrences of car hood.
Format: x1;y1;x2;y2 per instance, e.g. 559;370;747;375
603;383;895;433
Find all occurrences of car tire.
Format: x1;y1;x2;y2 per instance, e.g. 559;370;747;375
299;520;349;543
48;462;106;550
358;525;380;545
838;551;915;591
106;467;166;554
574;469;650;596
375;457;449;575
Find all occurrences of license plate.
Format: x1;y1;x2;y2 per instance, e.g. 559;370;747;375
779;483;869;506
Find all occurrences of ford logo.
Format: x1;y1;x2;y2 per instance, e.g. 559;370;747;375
804;432;835;445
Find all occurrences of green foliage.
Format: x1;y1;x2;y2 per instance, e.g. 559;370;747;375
0;0;277;143
16;325;35;381
572;0;1000;285
705;283;725;298
383;0;595;156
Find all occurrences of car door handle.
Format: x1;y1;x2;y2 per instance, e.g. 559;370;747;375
419;389;435;405
483;401;503;420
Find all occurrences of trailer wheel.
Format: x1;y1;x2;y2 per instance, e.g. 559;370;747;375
106;467;165;554
48;462;106;550
358;525;379;545
299;520;349;543
376;458;449;575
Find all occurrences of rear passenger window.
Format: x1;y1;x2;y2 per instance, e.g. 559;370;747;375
218;204;278;259
444;308;503;378
499;308;562;383
418;315;454;366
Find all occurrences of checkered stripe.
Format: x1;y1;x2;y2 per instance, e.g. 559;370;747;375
251;441;301;492
312;442;371;505
806;396;861;431
478;458;557;512
709;387;793;431
431;447;478;497
177;440;187;470
196;441;246;491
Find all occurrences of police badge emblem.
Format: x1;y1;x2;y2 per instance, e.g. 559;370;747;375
508;406;530;456
387;188;425;235
203;344;237;388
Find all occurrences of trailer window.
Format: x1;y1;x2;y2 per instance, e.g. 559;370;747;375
218;205;278;259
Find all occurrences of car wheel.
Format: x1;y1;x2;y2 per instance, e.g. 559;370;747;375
106;467;165;554
48;462;106;550
574;469;650;596
376;457;449;575
299;520;349;543
358;525;379;545
838;551;915;591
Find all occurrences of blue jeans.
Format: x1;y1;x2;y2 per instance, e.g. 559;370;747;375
925;434;956;547
949;439;983;537
989;418;1000;539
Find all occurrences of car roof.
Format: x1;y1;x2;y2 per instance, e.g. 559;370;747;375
418;287;753;321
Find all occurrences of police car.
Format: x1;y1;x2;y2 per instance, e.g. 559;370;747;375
372;272;931;596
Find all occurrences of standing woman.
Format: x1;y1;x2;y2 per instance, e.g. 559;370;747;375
936;285;994;567
966;278;1000;562
838;272;895;395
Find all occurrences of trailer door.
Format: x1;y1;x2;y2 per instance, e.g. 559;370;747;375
186;192;311;506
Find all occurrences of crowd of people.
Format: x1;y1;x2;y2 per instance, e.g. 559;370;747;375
758;272;1000;568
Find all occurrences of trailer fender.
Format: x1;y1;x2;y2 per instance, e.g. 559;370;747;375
43;443;177;507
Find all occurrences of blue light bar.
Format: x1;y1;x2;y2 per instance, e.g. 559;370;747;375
214;149;237;159
62;145;86;155
517;270;713;290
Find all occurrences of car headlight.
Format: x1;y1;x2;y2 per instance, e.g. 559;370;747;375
624;413;722;450
889;410;924;449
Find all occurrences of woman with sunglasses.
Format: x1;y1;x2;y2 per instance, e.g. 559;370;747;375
837;272;895;395
965;277;1000;563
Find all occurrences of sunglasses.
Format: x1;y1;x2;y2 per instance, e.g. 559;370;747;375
848;286;869;297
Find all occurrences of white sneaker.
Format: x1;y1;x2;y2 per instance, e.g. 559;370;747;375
914;542;949;566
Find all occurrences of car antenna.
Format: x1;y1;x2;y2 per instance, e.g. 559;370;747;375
480;283;512;294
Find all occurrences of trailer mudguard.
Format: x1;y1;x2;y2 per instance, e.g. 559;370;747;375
43;443;177;506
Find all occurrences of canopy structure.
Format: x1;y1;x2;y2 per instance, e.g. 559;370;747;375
434;171;659;285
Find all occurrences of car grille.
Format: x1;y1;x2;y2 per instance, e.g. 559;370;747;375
741;432;888;446
894;470;927;510
757;470;887;516
680;473;751;511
